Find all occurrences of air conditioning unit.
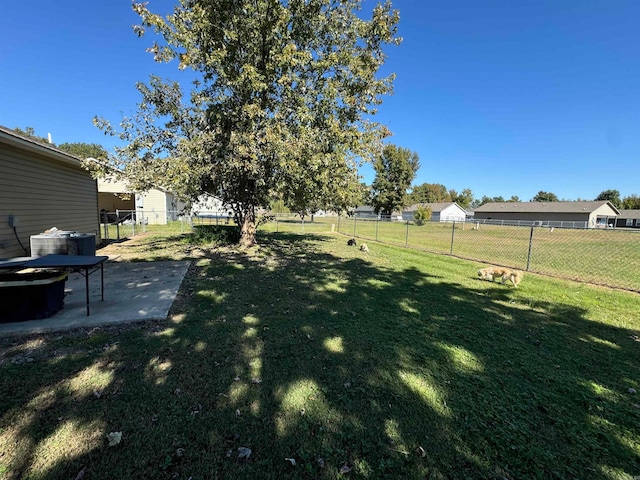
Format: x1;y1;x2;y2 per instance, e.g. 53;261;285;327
30;232;96;257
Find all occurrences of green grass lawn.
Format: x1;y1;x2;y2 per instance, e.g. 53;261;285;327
333;218;640;292
2;229;639;479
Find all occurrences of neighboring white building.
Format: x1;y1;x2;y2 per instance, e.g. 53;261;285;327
352;205;403;221
98;176;187;225
403;202;467;223
189;195;233;217
98;175;231;225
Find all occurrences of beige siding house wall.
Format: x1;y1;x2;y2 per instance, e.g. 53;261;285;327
138;188;178;224
0;126;99;258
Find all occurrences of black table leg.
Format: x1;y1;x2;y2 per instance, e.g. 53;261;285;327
85;267;90;316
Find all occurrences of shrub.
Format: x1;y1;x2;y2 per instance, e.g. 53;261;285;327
413;205;432;226
191;225;240;245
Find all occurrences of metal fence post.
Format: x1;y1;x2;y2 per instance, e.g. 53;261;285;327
526;225;535;271
353;215;357;237
102;211;109;241
405;221;409;247
375;217;379;241
276;217;279;233
450;220;456;255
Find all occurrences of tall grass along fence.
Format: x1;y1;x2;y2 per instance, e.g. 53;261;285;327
336;216;640;292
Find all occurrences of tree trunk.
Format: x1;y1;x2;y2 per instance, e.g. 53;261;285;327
239;203;257;247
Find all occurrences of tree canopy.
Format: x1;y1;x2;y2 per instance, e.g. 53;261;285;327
408;184;473;209
370;143;419;216
95;0;400;246
12;127;51;146
532;191;559;202
622;194;640;210
409;183;449;204
57;142;108;161
595;189;622;209
449;188;474;209
470;195;505;208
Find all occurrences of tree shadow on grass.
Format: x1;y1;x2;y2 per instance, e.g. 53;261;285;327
1;233;639;479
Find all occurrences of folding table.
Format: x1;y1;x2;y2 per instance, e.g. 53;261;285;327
0;254;109;316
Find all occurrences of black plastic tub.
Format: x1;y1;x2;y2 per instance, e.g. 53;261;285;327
0;271;68;322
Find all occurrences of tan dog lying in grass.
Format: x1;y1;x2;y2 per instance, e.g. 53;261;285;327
477;266;523;287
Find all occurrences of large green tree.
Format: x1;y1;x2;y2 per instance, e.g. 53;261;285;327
409;183;449;203
94;0;400;246
532;191;558;202
370;144;420;216
595;189;622;209
622;194;640;209
449;188;474;209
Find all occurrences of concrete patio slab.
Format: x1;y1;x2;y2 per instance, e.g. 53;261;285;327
0;260;190;336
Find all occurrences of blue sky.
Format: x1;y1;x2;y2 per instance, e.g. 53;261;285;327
1;1;639;202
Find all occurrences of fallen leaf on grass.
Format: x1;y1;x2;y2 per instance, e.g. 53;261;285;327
236;409;241;417
106;431;122;446
339;463;352;474
251;378;262;384
74;467;86;480
285;458;296;466
628;387;637;394
237;447;251;459
416;446;426;457
317;457;325;468
93;390;102;399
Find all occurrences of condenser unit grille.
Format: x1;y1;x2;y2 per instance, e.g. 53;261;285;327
30;233;96;257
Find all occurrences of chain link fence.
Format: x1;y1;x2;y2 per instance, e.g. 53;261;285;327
97;210;639;291
99;209;197;241
337;216;640;292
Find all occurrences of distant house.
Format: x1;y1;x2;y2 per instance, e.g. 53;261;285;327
0;125;100;258
402;202;467;223
473;201;620;228
97;176;186;225
189;195;232;217
615;210;640;229
464;209;475;221
98;174;230;225
352;205;403;221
